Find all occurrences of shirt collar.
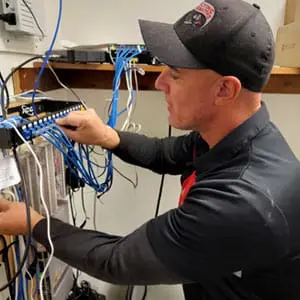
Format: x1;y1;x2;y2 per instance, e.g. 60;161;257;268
194;102;270;173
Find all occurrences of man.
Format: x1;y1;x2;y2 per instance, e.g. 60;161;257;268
1;0;300;299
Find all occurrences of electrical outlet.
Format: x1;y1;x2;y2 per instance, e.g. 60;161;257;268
1;0;45;36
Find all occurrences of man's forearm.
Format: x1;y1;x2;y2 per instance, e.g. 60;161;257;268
33;218;188;285
112;131;201;175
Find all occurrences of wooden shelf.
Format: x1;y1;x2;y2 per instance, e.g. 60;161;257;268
12;62;300;95
31;62;166;73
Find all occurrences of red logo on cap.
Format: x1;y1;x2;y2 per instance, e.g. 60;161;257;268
194;2;215;26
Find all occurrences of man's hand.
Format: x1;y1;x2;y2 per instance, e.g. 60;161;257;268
0;197;44;236
56;108;120;149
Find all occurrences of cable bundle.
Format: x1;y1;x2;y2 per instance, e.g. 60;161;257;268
108;45;143;128
42;46;143;195
103;46;143;192
40;124;107;193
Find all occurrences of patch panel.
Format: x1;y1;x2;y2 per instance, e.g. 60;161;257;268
7;99;82;118
21;104;82;140
0;103;83;149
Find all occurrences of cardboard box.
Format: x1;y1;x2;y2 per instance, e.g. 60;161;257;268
285;0;300;24
275;22;300;67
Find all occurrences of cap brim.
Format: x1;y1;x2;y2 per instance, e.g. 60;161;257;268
139;19;207;69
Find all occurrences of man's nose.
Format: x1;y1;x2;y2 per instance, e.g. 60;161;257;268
155;69;169;93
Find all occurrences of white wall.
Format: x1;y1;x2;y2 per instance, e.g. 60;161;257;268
3;0;299;300
59;0;286;46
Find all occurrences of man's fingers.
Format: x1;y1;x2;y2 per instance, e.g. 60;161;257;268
56;112;83;127
56;109;97;127
58;126;78;140
55;116;76;127
0;199;10;212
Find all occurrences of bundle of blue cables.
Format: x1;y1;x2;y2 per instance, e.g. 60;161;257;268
1;117;105;193
41;124;107;193
2;46;143;195
108;45;143;128
104;46;143;190
42;46;142;194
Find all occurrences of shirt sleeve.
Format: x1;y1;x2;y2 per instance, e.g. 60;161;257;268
33;178;286;285
112;131;208;175
33;218;190;285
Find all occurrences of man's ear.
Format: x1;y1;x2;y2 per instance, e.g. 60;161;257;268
214;76;242;106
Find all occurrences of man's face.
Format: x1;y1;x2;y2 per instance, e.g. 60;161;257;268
155;67;221;131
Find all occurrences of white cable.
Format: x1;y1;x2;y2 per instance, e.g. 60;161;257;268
1;190;16;201
132;65;142;133
3;122;54;300
123;62;135;131
121;62;133;131
10;89;53;101
47;62;88;109
121;62;142;133
109;48;115;65
47;63;69;92
25;270;34;300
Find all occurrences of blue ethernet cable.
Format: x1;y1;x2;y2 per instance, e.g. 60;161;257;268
101;46;142;193
108;46;143;128
42;126;105;192
31;0;63;115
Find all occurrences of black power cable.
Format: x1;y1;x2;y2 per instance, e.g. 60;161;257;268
154;125;172;217
0;13;16;25
0;71;9;111
0;55;43;119
88;146;138;189
141;286;148;300
125;286;133;300
21;0;45;37
79;187;88;229
113;166;138;189
126;125;172;300
68;189;77;226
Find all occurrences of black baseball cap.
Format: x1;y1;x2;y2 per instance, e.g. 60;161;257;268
139;0;275;92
